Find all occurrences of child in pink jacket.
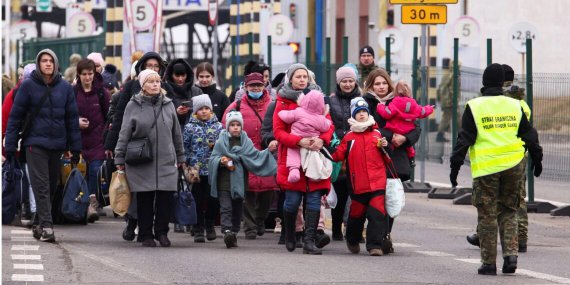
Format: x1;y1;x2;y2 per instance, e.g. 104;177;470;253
278;90;331;183
377;80;434;163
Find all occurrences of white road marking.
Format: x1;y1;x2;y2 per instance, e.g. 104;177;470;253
517;269;570;284
393;242;421;248
11;274;44;282
455;258;480;264
12;245;39;251
14;264;44;270
11;254;41;260
415;251;455;257
11;229;32;235
11;236;35;241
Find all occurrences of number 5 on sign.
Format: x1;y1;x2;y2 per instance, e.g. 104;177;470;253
268;15;293;44
131;0;156;31
401;5;447;24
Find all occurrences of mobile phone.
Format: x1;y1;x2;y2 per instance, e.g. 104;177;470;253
181;101;192;107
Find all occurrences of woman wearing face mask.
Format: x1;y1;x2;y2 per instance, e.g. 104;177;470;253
195;62;230;122
328;66;361;241
221;72;279;240
164;59;203;128
362;68;421;253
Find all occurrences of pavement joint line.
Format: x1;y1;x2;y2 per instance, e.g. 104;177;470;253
14;264;44;270
11;229;32;235
455;258;480;264
11;274;44;282
415;251;455;257
12;245;40;251
517;269;570;284
11;254;41;260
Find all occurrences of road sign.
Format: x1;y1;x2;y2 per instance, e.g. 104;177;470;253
131;0;156;31
452;16;480;47
268;14;293;45
509;22;538;53
379;27;404;53
378;55;403;81
67;12;96;37
11;21;38;42
208;0;218;26
401;5;447;24
36;0;52;12
390;0;457;3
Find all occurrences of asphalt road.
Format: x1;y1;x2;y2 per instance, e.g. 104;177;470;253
3;192;570;284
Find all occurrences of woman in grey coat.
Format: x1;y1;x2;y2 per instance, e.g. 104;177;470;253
114;69;185;247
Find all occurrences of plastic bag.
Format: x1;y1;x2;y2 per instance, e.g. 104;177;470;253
326;184;338;209
109;170;131;216
385;178;405;218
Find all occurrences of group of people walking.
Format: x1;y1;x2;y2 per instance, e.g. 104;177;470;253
2;44;543;274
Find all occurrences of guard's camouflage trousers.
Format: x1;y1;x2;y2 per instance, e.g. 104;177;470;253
472;160;526;264
517;157;528;243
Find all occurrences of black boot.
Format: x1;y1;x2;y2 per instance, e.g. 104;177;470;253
303;210;322;255
502;256;517;274
478;263;497;275
466;234;480;247
122;216;137;241
295;231;304;248
315;229;331;249
518;240;527;253
283;211;297;252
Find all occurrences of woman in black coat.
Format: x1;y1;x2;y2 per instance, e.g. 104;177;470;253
194;62;230;122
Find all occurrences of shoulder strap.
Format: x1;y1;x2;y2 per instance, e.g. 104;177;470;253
19;87;51;138
236;99;241;111
150;102;163;130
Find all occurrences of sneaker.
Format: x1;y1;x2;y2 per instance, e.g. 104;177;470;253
383;234;394;254
142;239;157;247
223;230;234;248
346;242;360;254
194;232;205;243
206;227;217;241
230;232;238;247
274;218;282;234
40;228;56;243
32;226;42;240
369;248;383;256
156;235;171;247
87;195;100;223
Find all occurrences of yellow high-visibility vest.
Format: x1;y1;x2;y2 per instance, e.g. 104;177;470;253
467;96;525;178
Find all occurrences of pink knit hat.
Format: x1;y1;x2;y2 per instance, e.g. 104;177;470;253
336;66;357;84
87;52;105;68
138;69;160;87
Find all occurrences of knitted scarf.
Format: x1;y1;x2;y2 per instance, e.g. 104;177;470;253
378;92;396;105
348;115;375;133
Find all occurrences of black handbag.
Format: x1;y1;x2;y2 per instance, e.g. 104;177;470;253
125;103;162;165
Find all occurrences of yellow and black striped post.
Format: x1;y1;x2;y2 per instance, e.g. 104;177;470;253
105;0;123;71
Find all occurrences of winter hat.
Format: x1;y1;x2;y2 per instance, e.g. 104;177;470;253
502;64;515;82
245;72;264;86
360;45;375;58
87;52;105;68
138;69;159;87
102;64;119;89
300;90;325;115
336;66;357;84
130;61;138;79
482;63;504;88
192;94;213;114
350;97;369;118
225;110;244;130
286;63;309;83
343;63;359;80
172;63;187;75
23;64;36;80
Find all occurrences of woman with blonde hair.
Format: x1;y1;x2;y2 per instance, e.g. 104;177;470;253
114;69;185;247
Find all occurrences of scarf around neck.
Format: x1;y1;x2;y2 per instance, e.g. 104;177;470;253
378;92;396;105
348;115;375;133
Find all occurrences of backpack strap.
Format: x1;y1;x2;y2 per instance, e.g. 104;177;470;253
236;99;241;111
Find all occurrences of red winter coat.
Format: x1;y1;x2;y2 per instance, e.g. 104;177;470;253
273;94;334;192
376;96;433;135
331;126;387;194
223;91;279;192
2;81;21;157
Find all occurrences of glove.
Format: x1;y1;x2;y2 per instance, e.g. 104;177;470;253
450;166;460;188
532;161;542;177
71;151;81;165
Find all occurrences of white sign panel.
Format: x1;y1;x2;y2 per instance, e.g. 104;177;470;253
11;21;38;42
131;0;157;31
379;27;404;53
509;22;538;53
452;16;481;47
92;0;224;11
268;14;293;45
67;12;96;37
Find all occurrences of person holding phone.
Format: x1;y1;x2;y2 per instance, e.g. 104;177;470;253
164;59;203;127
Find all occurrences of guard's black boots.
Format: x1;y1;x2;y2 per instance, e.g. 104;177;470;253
466;234;480;247
478;263;497;275
518;241;527;252
284;211;297;252
502;256;518;274
303;210;322;255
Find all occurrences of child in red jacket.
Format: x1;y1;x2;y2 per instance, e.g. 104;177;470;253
330;97;391;256
377;80;433;165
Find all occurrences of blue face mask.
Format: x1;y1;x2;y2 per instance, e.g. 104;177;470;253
248;91;263;99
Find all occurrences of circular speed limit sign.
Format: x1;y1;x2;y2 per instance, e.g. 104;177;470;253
452;16;481;47
268;15;293;44
67;12;96;37
131;0;156;31
509;22;538;53
10;21;38;42
378;27;404;53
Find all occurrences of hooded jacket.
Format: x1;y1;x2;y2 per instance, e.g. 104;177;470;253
223;90;279;192
273;82;334;192
164;58;203;126
104;52;174;151
329;85;361;140
74;72;111;161
183;113;223;176
5;49;81;152
114;92;185;192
